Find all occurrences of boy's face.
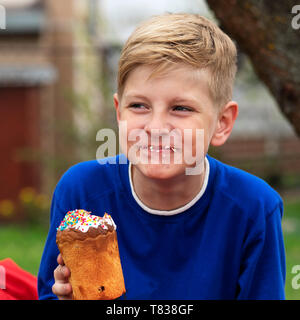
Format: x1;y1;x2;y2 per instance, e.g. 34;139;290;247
114;64;233;180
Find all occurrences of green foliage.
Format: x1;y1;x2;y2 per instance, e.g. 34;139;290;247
0;187;51;227
19;187;51;226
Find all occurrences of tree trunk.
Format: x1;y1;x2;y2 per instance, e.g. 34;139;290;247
206;0;300;137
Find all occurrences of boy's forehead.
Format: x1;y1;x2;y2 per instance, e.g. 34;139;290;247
124;64;212;91
121;64;215;110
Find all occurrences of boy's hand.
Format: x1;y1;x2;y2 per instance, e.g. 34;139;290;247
52;254;73;300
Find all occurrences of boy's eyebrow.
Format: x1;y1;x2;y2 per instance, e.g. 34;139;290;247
123;93;201;107
171;97;199;105
123;93;149;101
122;93;153;106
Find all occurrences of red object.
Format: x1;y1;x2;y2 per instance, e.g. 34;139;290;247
0;258;38;300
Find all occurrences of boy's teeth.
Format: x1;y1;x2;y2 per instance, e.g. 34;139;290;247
139;145;177;152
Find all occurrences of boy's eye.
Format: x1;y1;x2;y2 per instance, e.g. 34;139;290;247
173;106;193;112
129;103;146;109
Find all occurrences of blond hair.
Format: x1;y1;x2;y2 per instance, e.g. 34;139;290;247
117;13;237;108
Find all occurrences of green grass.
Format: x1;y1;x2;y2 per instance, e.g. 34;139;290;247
0;224;48;276
283;199;300;300
0;198;299;299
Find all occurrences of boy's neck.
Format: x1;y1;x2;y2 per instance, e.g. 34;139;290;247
131;163;207;211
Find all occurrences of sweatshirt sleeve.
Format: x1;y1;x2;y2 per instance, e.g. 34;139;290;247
37;191;65;300
236;203;286;300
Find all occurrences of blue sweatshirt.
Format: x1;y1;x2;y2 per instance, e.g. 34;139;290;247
38;154;286;300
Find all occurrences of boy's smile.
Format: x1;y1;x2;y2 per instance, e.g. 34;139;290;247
114;64;223;182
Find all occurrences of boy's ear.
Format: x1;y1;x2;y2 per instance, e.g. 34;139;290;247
113;93;121;123
210;101;238;147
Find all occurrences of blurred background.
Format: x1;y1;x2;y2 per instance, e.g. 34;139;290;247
0;0;299;299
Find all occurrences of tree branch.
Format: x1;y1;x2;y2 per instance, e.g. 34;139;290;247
206;0;300;136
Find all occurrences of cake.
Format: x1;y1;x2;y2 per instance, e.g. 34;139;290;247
56;209;126;300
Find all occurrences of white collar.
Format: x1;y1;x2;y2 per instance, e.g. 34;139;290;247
128;158;210;216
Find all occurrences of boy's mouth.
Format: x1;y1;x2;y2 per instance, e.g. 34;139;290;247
138;145;178;153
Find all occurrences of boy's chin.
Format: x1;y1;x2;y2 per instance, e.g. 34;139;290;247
134;162;188;180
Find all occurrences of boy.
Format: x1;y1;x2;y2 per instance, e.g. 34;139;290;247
38;13;286;299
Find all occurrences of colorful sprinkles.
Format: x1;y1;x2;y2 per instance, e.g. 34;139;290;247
57;209;116;232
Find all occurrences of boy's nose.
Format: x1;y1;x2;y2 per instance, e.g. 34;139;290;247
144;112;171;135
